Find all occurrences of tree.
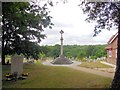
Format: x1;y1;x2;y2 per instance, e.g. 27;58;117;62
85;45;94;57
80;1;120;88
21;42;42;60
77;51;86;60
2;2;53;65
39;53;46;60
50;44;60;58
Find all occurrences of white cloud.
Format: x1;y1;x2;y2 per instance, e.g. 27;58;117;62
40;0;118;45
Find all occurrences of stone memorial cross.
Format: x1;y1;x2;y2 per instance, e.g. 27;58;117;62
60;30;64;56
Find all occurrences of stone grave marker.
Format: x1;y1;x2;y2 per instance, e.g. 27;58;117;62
11;54;23;76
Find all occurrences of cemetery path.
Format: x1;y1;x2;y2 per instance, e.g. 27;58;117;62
69;65;115;79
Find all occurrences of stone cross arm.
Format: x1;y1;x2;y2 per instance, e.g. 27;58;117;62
60;30;64;34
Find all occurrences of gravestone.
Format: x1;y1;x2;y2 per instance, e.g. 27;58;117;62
11;54;23;76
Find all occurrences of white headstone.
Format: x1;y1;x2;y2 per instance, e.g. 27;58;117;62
11;54;23;76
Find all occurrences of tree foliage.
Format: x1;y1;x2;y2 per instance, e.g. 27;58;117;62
2;2;53;64
46;44;60;58
44;44;107;60
80;1;119;36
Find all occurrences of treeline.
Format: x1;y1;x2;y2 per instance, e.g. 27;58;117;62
5;44;107;61
40;44;107;60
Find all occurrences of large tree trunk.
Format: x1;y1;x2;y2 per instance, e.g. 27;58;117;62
2;19;5;65
2;56;5;65
110;11;120;89
2;37;5;65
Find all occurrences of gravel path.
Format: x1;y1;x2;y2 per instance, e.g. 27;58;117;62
69;65;114;78
100;61;116;68
43;60;115;78
43;60;81;67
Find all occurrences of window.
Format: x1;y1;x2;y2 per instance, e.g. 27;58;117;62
109;50;112;57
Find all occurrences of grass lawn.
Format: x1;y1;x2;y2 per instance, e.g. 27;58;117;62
79;61;113;68
2;61;112;88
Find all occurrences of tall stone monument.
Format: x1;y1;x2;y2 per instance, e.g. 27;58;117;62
51;30;73;64
60;30;64;56
11;54;23;76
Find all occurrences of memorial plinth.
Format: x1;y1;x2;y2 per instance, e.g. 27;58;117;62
51;55;73;64
51;30;73;64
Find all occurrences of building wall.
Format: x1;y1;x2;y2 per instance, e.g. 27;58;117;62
107;37;118;64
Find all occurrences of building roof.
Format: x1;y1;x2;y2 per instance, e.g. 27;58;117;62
105;32;118;50
108;32;118;44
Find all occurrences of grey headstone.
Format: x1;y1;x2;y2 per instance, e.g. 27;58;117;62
11;55;23;76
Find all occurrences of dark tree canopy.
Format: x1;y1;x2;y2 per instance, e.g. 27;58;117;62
2;2;53;64
80;1;120;88
80;1;120;36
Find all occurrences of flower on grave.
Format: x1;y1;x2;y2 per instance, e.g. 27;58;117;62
22;73;29;77
5;73;13;78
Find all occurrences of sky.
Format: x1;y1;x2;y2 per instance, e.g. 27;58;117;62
39;0;118;46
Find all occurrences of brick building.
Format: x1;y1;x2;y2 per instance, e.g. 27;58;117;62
106;33;118;64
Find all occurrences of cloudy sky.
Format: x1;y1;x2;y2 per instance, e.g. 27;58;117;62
40;0;118;46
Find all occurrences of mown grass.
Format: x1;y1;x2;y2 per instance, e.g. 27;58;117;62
2;61;112;88
79;61;113;68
